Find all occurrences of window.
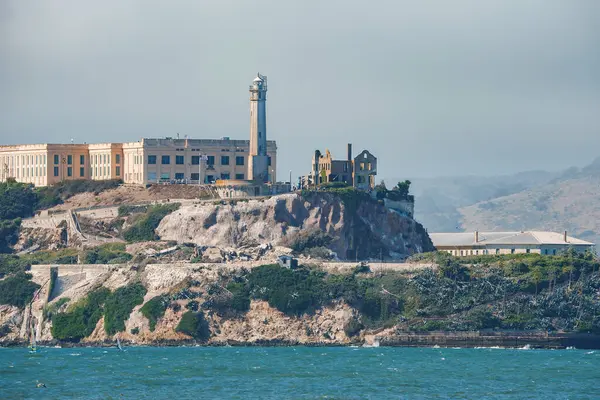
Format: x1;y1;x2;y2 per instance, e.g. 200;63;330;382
80;155;85;165
176;155;184;165
148;155;157;164
268;156;272;166
160;173;170;180
206;175;215;183
191;173;200;181
526;249;530;254
544;249;548;255
207;156;215;166
460;250;464;256
175;173;184;180
192;156;200;165
258;132;262;138
103;154;107;164
235;173;244;180
221;173;230;180
67;167;72;177
53;167;59;177
236;156;244;166
80;167;85;177
511;249;515;254
116;154;121;164
552;249;556;255
221;156;230;165
54;155;59;164
148;172;157;181
116;166;121;177
161;155;170;165
495;249;500;255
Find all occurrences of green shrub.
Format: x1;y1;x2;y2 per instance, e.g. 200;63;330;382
176;311;210;341
104;283;147;335
0;272;40;308
83;243;132;264
118;205;149;217
122;204;180;242
0;254;30;278
186;300;199;311
51;288;110;341
0;218;22;253
20;248;79;265
140;295;168;331
131;327;140;335
0;182;37;220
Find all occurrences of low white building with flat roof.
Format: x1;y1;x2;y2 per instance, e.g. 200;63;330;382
430;231;595;257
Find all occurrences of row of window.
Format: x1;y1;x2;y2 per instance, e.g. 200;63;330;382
147;155;260;166
450;248;558;256
50;166;121;178
0;154;48;167
146;172;245;181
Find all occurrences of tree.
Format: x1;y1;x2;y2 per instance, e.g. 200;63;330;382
394;180;412;199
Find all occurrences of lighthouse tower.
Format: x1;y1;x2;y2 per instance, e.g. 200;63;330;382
248;73;269;182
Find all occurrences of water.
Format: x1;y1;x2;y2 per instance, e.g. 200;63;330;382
1;346;599;399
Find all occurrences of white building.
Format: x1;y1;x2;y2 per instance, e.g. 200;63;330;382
430;231;595;257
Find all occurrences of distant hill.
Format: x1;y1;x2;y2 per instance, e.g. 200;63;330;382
401;157;600;245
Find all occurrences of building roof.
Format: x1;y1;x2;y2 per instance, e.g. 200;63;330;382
429;231;595;247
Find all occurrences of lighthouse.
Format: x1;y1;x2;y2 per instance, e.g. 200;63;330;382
248;73;269;182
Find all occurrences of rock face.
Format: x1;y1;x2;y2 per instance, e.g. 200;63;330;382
0;265;358;346
157;193;434;260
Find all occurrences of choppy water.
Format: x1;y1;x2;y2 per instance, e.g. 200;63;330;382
0;346;598;399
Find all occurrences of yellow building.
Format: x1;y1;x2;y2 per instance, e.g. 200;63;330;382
0;138;277;187
0;143;89;186
88;143;124;181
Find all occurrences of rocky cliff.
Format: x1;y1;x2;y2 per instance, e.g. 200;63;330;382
157;192;433;260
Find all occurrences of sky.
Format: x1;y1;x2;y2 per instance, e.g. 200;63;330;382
1;0;599;181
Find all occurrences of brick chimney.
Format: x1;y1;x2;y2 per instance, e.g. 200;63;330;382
564;231;568;242
475;231;479;243
347;143;352;161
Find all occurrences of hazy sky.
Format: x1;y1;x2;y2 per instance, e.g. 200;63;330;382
1;0;599;180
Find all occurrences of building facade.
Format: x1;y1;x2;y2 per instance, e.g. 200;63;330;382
430;231;595;257
305;143;377;190
0;73;278;187
0;143;89;186
0;138;277;187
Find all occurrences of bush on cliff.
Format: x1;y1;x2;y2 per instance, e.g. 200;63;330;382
0;254;30;278
140;295;169;331
122;203;180;242
104;283;147;335
0;272;41;308
176;311;210;341
0;218;22;254
51;288;110;341
83;243;133;264
0;181;37;220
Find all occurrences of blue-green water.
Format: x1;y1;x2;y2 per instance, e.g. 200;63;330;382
1;346;598;399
